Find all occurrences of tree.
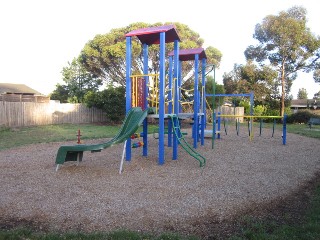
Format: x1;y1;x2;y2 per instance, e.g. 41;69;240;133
50;84;69;103
61;58;103;103
313;90;320;100
314;69;320;83
222;61;278;104
297;88;308;99
244;6;320;116
84;85;126;123
205;75;225;109
79;22;222;87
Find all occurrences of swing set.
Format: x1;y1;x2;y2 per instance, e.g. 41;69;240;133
203;67;287;148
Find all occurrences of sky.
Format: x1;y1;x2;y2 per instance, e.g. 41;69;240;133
0;0;319;99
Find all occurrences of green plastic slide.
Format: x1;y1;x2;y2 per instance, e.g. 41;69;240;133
55;107;148;170
168;114;206;168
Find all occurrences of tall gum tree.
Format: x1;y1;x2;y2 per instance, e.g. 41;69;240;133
79;22;222;87
244;6;320;116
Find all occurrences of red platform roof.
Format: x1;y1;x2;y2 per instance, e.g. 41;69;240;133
125;25;181;45
168;48;207;61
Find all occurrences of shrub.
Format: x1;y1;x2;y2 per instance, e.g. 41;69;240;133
239;100;251;115
84;86;126;123
286;110;314;124
254;105;267;116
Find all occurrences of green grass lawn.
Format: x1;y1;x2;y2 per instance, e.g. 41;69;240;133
0;124;118;150
0;122;319;239
0;124;159;151
230;183;320;240
0;229;198;240
286;123;320;138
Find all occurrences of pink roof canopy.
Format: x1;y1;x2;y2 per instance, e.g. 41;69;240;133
168;48;207;61
125;25;181;45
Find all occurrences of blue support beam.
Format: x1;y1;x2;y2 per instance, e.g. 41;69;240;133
200;58;206;145
158;32;165;165
217;112;221;139
143;43;148;156
168;56;173;148
125;36;132;161
212;112;216;149
202;58;207;129
283;114;287;145
178;61;182;113
193;54;199;149
173;40;179;160
250;91;254;116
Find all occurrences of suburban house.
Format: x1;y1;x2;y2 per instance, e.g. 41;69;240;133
0;83;49;103
290;99;319;112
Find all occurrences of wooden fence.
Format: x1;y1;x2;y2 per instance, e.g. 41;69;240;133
0;94;50;103
0;101;107;127
206;106;245;123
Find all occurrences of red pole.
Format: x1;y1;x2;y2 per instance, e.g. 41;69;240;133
77;129;82;144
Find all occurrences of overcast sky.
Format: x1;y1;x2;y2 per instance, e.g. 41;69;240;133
0;0;319;98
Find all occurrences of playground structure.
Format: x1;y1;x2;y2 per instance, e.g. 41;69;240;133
54;25;208;170
125;25;207;166
54;24;288;171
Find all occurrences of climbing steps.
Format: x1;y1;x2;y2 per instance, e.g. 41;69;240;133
168;114;206;168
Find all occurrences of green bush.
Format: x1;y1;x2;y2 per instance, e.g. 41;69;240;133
84;86;126;123
239;100;251;115
286;110;314;124
284;106;292;116
263;109;279;122
253;105;267;116
265;109;280;116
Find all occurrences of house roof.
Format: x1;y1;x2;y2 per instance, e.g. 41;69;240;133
291;99;318;108
0;83;42;95
168;48;207;61
125;25;181;45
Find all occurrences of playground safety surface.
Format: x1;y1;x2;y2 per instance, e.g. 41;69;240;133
0;127;319;239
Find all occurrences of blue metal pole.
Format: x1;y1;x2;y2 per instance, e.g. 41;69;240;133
158;32;165;165
193;54;199;149
143;43;148;156
125;36;132;161
173;39;179;160
178;61;182;113
250;91;254;139
168;56;173;148
217;112;221;139
201;58;206;145
212;112;216;149
212;65;216;144
283;114;287;145
202;58;206;129
250;91;254;116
